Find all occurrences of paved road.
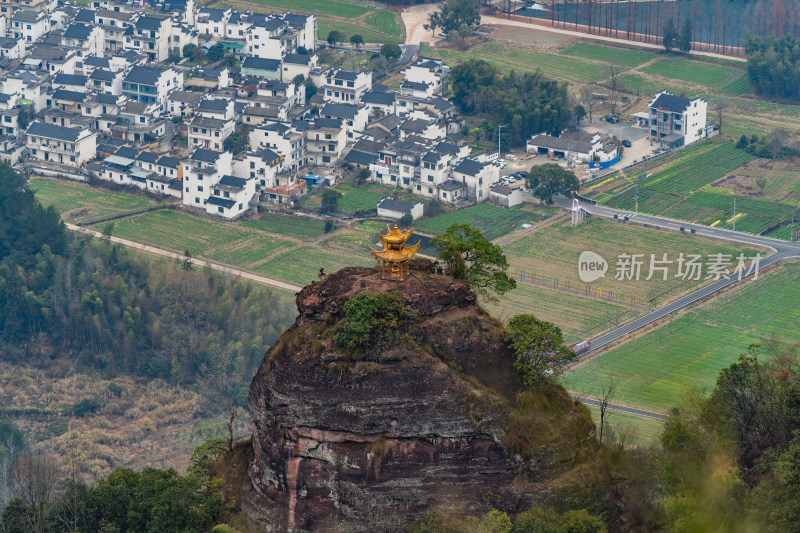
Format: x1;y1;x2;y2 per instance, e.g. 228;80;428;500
575;396;666;420
557;197;800;353
66;223;303;293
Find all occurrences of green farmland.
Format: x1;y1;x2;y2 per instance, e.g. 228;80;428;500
317;17;403;45
559;42;656;68
31;177;160;224
641;58;742;89
565;262;800;412
245;0;369;18
416;204;557;241
241;213;329;240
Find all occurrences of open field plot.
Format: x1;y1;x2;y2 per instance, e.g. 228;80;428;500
640;58;743;89
617;73;706;99
416;204;554;240
203;236;293;267
501;218;759;307
240;213;328;240
564;263;800;412
582;405;664;447
434;43;610;83
317;18;403;45
641;142;753;195
712;157;800;205
254;244;374;285
31;177;159;223
244;0;370;18
717;73;753;96
559;42;656;68
364;11;402;38
602;186;682;214
336;185;390;214
484;282;638;344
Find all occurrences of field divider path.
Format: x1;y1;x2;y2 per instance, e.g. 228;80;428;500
65;223;303;293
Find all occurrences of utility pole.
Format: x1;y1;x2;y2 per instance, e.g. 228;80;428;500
791;210;797;241
497;124;507;158
733;196;736;231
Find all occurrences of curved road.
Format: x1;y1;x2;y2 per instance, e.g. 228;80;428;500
556;197;800;354
575;396;666;420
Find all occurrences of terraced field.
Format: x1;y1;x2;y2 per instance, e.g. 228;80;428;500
565;263;800;412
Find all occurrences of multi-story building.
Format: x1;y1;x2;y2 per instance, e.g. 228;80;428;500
322;69;372;104
648;91;708;148
96;10;134;51
188;115;235;151
249;120;305;171
452;157;499;202
26;121;97;165
305;117;346;165
10;10;48;43
234;147;305;205
182;148;232;208
123;14;172;62
122;66;182;110
402;58;448;96
62;23;105;57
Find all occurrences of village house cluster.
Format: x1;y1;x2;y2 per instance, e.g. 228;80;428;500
2;0;709;220
0;0;527;220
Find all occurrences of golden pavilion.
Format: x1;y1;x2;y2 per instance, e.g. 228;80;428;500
371;224;421;280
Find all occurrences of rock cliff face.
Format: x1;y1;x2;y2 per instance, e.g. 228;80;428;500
244;266;554;531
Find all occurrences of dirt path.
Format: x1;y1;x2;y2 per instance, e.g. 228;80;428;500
401;4;438;45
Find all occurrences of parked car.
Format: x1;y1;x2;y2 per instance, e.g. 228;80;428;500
622;139;632;147
605;114;619;124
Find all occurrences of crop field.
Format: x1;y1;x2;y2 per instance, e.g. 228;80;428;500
640;58;743;89
669;192;797;235
640;142;753;195
416;204;552;240
204;237;293;268
246;0;369;18
717;73;753;96
434;44;610;83
112;210;257;256
564;263;800;412
559;43;655;68
501;218;759;307
336;185;391;214
364;11;402;38
31;177;159;223
240;213;328;240
484;282;638;344
317;18;402;45
255;244;374;285
602;186;682;215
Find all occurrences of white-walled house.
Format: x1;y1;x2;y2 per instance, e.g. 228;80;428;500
188;115;235;151
26;121;97;165
377;197;423;220
648;91;708;148
322;69;372;104
489;184;523;208
249;120;305;171
452;157;499;202
0;37;23;60
122;66;182;110
182;148;232;207
403;58;447;96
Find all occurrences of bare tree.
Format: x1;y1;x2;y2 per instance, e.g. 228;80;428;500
608;64;622;114
754;177;767;196
581;87;598;123
11;450;61;533
597;376;616;445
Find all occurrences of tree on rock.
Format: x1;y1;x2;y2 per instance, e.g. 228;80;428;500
525;164;580;203
431;224;515;301
505;314;576;385
424;0;481;35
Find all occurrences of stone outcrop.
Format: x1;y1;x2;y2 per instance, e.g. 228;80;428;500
244;265;582;531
